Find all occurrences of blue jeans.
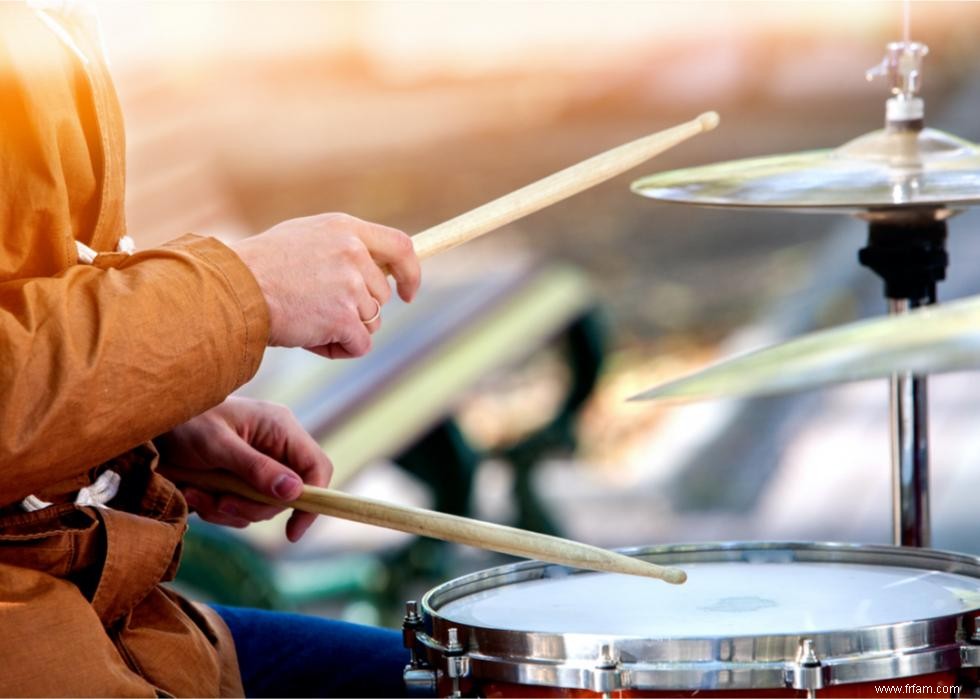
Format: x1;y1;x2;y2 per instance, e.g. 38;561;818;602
212;605;410;697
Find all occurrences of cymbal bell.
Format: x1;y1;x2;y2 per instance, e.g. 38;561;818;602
632;127;980;213
629;295;980;403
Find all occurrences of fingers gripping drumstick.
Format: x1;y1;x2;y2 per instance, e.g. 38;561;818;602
411;111;719;259
166;468;687;584
179;114;719;584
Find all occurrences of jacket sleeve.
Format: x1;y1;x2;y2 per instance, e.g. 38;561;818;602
0;235;269;503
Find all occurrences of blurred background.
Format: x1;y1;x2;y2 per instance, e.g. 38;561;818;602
95;1;980;622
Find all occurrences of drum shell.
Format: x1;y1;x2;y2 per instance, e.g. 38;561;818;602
464;671;964;697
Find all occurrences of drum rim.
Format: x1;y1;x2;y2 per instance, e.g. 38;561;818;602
418;541;980;691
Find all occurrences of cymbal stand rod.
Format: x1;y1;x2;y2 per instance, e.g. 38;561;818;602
858;216;947;548
887;300;930;548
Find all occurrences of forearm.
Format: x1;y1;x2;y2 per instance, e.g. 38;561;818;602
0;235;268;503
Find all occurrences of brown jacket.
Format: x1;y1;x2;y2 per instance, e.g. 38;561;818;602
0;3;268;695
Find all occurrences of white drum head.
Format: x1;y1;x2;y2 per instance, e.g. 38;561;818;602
438;560;980;637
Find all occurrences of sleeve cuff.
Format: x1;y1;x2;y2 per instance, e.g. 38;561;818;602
162;234;270;386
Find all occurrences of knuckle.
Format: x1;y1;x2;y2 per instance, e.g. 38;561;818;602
265;418;290;445
351;333;372;357
339;316;365;344
342;305;361;326
256;398;283;413
394;232;414;255
322;212;351;228
338;236;365;261
352;244;373;265
242;452;272;483
397;257;421;282
269;401;293;419
344;271;364;294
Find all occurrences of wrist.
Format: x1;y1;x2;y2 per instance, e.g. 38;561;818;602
231;238;283;346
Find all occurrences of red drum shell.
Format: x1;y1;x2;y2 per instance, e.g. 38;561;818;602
471;671;963;698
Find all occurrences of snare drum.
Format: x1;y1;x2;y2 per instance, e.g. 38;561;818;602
403;542;980;697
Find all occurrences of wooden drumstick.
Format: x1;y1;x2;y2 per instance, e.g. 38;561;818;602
411;111;719;259
166;468;687;585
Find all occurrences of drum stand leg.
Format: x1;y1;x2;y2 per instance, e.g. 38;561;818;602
858;217;948;548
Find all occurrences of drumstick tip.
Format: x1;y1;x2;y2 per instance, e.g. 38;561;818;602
697;111;720;132
662;567;687;584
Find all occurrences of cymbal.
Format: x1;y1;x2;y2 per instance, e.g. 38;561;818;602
629;294;980;403
632;128;980;213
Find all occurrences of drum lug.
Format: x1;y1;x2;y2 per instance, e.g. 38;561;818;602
400;611;469;698
958;620;980;669
784;639;829;698
960;643;980;669
592;644;627;697
402;601;424;663
402;601;437;696
444;627;471;698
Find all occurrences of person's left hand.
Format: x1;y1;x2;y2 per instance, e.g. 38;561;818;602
156;397;332;542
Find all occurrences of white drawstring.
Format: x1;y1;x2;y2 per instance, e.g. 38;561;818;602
21;470;121;511
75;236;134;264
114;235;135;255
74;470;121;508
75;240;98;264
21;495;53;512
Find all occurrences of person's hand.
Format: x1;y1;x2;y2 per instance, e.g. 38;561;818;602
156;397;332;542
232;213;421;359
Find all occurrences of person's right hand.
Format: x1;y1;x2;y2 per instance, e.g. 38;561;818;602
232;213;421;359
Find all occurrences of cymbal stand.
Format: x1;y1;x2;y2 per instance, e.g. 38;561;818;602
858;215;948;547
858;38;948;548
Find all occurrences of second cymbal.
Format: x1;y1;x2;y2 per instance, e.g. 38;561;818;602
630;294;980;403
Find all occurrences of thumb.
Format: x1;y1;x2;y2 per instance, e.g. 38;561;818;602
231;442;304;501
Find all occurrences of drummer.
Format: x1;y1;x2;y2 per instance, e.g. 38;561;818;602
0;3;417;696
